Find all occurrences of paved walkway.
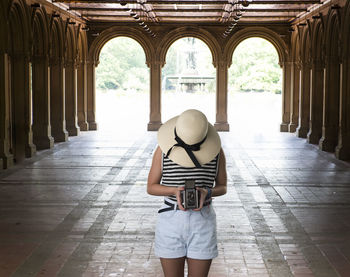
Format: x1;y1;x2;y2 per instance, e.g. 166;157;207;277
0;128;349;277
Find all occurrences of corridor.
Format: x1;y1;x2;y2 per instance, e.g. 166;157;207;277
0;128;349;277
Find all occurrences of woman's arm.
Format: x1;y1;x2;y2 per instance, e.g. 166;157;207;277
212;148;227;197
194;148;227;211
147;146;178;196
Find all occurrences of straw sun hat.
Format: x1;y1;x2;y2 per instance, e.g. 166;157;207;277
157;109;221;168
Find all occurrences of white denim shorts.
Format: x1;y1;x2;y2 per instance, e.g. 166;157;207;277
154;198;218;260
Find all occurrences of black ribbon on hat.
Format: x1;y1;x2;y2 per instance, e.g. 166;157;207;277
166;128;207;168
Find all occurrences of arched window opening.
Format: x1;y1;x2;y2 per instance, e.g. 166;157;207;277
228;37;282;136
162;37;216;123
96;37;149;136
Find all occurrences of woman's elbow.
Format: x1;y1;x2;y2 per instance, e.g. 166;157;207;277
219;185;227;196
147;184;155;195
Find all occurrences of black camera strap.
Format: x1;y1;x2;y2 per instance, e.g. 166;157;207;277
166;128;207;168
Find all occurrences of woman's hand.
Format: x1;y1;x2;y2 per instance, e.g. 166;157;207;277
175;186;186;211
193;187;209;211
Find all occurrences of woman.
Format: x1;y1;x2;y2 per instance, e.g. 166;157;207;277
147;109;227;277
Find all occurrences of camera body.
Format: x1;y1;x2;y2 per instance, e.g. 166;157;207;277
181;180;200;209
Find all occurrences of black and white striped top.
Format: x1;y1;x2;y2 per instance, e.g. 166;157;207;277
161;153;219;201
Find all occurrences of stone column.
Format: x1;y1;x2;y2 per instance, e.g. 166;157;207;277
65;60;80;136
296;61;311;138
215;59;229;131
280;61;292;132
147;59;162;131
11;53;36;161
335;58;350;160
319;56;340;152
77;60;89;131
288;62;300;132
50;58;68;142
0;52;14;168
32;55;54;150
86;60;98;130
307;59;324;144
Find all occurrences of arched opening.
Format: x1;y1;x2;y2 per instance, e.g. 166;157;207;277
162;37;216;123
96;36;149;136
228;37;282;136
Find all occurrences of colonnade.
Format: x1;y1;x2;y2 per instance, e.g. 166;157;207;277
288;0;350;160
0;0;349;170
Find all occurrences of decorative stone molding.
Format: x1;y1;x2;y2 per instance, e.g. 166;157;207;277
157;26;220;68
224;27;289;67
88;26;153;67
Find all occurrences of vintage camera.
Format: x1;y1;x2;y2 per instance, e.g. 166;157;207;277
181;180;200;209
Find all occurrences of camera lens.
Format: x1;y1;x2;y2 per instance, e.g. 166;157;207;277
188;191;195;205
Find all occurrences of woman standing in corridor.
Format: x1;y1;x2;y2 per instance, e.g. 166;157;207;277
147;109;227;277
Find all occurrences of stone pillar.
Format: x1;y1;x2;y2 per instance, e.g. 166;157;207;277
147;59;162;131
288;62;300;132
0;52;14;168
11;53;36;161
307;59;324;144
32;55;54;150
215;59;229;131
65;60;80;136
335;58;350;160
296;62;311;138
280;61;292;132
77;60;89;131
319;56;340;152
86;60;98;130
50;58;68;142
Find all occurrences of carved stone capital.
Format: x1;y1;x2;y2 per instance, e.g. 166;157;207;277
65;59;79;68
11;51;31;62
324;55;340;66
214;58;230;69
294;60;302;70
147;59;164;68
50;57;65;67
32;54;49;64
86;59;99;67
311;59;324;69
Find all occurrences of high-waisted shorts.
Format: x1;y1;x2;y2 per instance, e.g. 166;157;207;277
154;198;218;260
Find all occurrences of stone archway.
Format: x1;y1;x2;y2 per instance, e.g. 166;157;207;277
65;23;80;137
160;36;217;125
224;27;290;132
289;30;301;133
296;25;312;138
77;30;89;131
157;27;228;130
31;7;54;150
8;0;36;162
88;26;153;131
226;37;283;135
0;0;14;169
335;1;350;160
50;18;68;143
319;9;341;152
307;20;325;144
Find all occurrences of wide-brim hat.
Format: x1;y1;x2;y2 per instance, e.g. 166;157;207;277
158;109;221;167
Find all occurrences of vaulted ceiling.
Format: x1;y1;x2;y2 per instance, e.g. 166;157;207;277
52;0;321;24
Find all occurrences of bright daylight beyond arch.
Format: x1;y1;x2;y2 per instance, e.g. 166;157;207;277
162;37;216;124
228;37;282;136
95;36;149;136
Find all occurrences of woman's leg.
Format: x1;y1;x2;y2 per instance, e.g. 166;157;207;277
187;258;212;277
160;257;186;277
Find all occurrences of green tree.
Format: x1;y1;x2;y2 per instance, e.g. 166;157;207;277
229;37;282;93
96;37;149;91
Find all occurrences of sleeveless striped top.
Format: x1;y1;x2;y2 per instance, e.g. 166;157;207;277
161;153;219;201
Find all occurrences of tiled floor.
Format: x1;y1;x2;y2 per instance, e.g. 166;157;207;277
0;129;349;277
